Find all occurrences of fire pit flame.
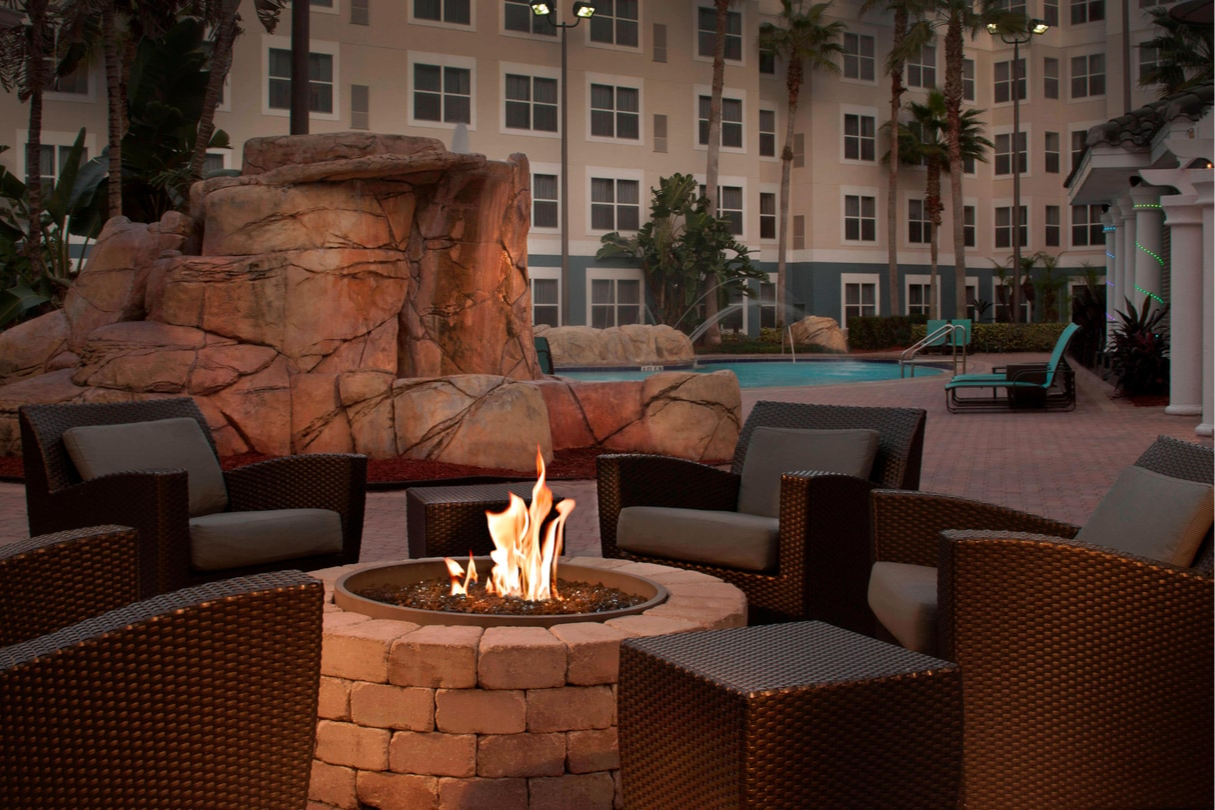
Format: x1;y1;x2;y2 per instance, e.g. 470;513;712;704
444;447;576;602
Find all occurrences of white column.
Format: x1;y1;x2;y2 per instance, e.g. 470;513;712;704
1115;197;1137;324
1128;185;1165;313
1160;191;1203;416
1194;176;1214;437
1101;210;1118;343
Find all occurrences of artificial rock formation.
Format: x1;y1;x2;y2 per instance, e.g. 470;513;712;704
789;315;849;353
534;324;695;367
0;134;741;469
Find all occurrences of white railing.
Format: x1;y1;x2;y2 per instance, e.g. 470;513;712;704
900;322;968;377
782;326;797;363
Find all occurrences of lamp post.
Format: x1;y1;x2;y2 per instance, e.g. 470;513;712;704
988;17;1048;323
531;2;596;326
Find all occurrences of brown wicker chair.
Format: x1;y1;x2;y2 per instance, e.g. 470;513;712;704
20;397;367;598
0;525;324;809
869;435;1214;808
598;400;927;630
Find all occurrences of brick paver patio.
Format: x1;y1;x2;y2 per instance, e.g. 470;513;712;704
1;353;1208;558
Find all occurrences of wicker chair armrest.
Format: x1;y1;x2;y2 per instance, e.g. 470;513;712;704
936;530;1213;807
871;489;1080;567
0;526;141;647
777;471;880;635
596;454;740;558
0;571;323;807
30;470;192;598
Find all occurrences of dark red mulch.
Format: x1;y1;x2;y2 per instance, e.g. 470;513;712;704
0;446;641;487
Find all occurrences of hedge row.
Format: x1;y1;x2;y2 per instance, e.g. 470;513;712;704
845;315;928;351
908;321;1069;353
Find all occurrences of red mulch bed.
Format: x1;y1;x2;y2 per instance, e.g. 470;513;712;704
0;446;614;487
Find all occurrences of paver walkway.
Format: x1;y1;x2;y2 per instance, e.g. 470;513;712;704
1;354;1208;559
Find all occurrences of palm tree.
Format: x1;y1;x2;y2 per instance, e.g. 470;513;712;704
186;0;286;183
759;1;844;326
860;0;934;316
885;90;992;318
1138;6;1213;96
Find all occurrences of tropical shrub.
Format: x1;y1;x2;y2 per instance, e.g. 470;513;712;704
1108;296;1170;396
846;315;926;350
910;321;1067;353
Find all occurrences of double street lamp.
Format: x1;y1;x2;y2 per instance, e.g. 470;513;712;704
531;2;597;326
988;17;1048;323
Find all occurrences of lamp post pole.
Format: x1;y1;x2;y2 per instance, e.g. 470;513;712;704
532;3;596;326
989;18;1047;323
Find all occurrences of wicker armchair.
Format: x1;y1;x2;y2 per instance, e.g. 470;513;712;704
598;400;927;630
20;397;366;598
0;525;324;809
870;435;1214;808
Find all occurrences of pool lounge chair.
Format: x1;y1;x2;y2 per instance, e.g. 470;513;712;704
945;323;1080;412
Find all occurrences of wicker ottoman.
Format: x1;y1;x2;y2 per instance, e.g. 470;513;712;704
405;482;563;559
618;621;961;809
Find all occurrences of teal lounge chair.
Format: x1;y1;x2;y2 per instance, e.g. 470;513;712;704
925;319;972;353
945;323;1080;412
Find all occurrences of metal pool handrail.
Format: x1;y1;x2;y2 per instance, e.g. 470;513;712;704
900;323;967;377
782;326;797;363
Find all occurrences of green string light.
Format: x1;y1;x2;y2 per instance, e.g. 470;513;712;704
1133;203;1162;210
1135;241;1165;266
1134;284;1164;304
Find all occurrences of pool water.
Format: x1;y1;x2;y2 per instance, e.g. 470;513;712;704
557;359;943;389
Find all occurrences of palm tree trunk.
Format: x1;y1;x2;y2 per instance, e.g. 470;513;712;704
927;161;943;320
23;0;51;286
189;1;240;182
102;2;124;219
701;0;731;346
943;12;967;319
886;7;908;317
778;62;803;331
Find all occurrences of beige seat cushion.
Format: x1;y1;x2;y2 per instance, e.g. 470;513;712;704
189;508;343;571
868;561;939;656
1074;465;1214;566
617;506;780;572
737;427;880;518
63;417;228;517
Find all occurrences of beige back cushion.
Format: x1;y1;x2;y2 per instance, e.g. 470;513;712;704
1074;465;1214;567
63;417;229;518
737;427;880;518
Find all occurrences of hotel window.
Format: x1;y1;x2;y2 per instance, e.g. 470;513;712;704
1043;57;1059;99
1071;204;1104;246
532;277;560;327
700;184;744;235
908;199;932;244
844;113;876;162
994;132;1027;176
505;0;557;35
963;59;975;101
1043;0;1059;24
414;63;471;123
843;33;876;81
591;0;639;47
1045;131;1060;173
994;0;1026;12
505;74;558;132
698;6;743;61
29;142;88;190
591;278;641;328
1071;54;1105;98
964;205;976;247
995;205;1028;249
906;42;936;88
760;192;776;240
842;277;878;326
759;280;777;328
350;84;370;129
698;95;743;148
907;282;932;316
50;59;89;96
994;59;1027;103
269;48;334;113
1070;0;1104;24
759;109;776;158
1045;205;1061;246
1071;130;1087;171
1139;46;1160;83
844;194;877;242
591;176;641;231
760;49;776;75
351;0;370;25
415;0;470;25
532;173;559;229
591;84;640;140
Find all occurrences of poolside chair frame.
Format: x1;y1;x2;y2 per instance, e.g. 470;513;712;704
945;323;1080;413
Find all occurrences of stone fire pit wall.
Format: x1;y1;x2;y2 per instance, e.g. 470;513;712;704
308;557;747;810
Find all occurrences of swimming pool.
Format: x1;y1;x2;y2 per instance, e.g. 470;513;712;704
556;359;944;389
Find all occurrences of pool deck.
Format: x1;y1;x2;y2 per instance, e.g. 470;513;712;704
0;352;1209;559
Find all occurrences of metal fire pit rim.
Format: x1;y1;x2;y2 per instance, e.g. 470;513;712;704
333;557;670;628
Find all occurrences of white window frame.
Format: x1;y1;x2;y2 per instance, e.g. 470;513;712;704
696;174;747;240
907;197;933;246
16;129;98;188
263;35;340;121
500;62;561;137
586;267;645;329
693;85;746;153
586;166;644;235
45;56;96;104
408;51;476;130
993;56;1028;105
963;58;976;102
840;273;879;329
530;161;561;234
841;186;880;244
841;105;878;164
965;280;980;320
587;0;641;52
694;4;744;66
1045;204;1062;247
1070;52;1106;100
1070;203;1105;248
759;184;778;243
994;200;1029;250
842;31;877;84
905;41;937;89
502;0;559;39
1043;56;1060;99
586;72;644;145
963;200;978;248
530;266;562;328
905;274;940;316
993;127;1030;177
410;0;475;30
994;280;1032;321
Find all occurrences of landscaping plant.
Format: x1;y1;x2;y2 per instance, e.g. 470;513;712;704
1108;296;1170;396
